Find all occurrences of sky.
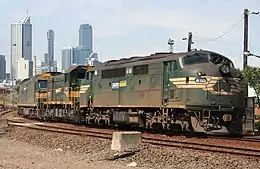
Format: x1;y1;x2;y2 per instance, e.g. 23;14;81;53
0;0;260;96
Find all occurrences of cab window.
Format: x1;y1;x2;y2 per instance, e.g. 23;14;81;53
182;53;209;65
210;53;234;68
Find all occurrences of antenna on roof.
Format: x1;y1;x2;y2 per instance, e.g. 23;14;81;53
168;38;175;53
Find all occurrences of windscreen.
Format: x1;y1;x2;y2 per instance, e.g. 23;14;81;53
77;69;86;79
38;80;48;89
209;53;234;68
182;53;209;65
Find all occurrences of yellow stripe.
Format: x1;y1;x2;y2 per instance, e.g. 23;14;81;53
169;76;243;94
43;101;73;105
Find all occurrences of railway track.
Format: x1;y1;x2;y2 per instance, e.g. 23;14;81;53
7;119;260;158
0;108;15;117
213;136;260;143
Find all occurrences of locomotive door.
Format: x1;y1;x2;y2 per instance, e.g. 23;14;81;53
162;61;171;104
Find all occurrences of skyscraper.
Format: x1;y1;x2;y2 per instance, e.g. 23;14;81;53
0;55;6;80
61;46;88;72
47;30;54;71
11;12;32;80
61;48;72;72
79;24;93;65
79;24;93;52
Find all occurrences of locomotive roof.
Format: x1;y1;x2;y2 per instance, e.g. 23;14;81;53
97;49;229;69
96;52;184;69
18;78;31;85
66;65;87;73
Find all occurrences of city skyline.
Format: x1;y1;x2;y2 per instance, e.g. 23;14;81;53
0;0;260;95
61;24;94;72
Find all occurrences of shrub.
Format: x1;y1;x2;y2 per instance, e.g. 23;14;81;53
255;121;260;132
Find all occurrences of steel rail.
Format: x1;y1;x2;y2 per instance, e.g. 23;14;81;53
7;120;260;158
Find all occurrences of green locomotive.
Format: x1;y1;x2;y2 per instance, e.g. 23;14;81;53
18;50;245;135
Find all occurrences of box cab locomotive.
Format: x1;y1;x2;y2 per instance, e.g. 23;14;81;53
83;50;245;135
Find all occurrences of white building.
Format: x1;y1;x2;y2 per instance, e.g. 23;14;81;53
86;52;100;66
34;60;42;75
17;58;33;81
11;12;33;81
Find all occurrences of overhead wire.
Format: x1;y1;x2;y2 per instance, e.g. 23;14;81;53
207;14;244;41
189;14;245;49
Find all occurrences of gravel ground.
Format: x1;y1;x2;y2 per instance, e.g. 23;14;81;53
0;137;150;169
0;126;260;169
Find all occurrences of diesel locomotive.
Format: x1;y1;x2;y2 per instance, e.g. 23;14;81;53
17;50;245;136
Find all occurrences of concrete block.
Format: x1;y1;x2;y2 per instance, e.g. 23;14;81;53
111;131;142;151
0;119;8;128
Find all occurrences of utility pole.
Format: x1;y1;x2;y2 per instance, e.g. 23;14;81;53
243;9;249;100
187;32;193;52
182;32;193;52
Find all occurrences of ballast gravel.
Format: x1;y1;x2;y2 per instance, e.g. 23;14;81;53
0;126;260;169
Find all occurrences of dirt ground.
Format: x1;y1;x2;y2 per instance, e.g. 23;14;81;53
0;137;149;169
0;110;260;169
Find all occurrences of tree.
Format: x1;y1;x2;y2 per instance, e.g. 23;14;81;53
242;66;260;106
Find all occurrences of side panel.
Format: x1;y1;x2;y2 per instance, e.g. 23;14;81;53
26;80;36;105
119;74;161;107
93;78;120;106
19;83;27;104
119;63;162;107
47;75;65;103
79;72;93;107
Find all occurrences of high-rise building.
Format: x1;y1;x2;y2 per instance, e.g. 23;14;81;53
61;46;89;72
41;53;49;73
47;30;54;71
0;55;6;80
35;60;42;75
79;24;93;52
5;73;10;81
11;12;32;80
17;58;33;81
53;61;58;72
61;48;72;72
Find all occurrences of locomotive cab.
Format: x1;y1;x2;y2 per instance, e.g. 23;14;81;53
165;51;245;135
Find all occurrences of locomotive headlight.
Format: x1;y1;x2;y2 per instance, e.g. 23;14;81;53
220;64;230;74
223;114;232;122
197;72;206;76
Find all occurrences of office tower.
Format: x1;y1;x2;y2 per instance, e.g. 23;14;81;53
5;73;10;81
53;61;58;72
47;30;54;71
11;12;32;80
61;46;89;72
0;55;6;80
79;24;93;51
61;48;72;72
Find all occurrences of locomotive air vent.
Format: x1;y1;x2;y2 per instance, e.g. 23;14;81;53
154;52;171;55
